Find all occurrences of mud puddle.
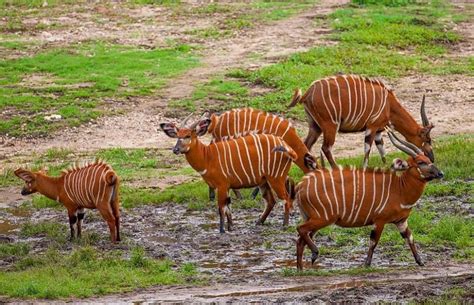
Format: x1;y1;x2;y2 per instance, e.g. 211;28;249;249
80;264;473;304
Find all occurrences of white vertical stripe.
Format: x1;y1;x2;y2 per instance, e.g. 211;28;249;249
348;75;359;129
319;170;334;216
251;134;263;177
234;138;252;184
339;166;346;220
242;136;256;183
318;81;334;125
225;140;244;184
313;173;329;220
213;142;229;179
346;168;358;222
363;170;378;225
306;176;322;218
342;75;353;127
328;168;340;215
376;173;393;214
351;168;366;224
254;112;262;132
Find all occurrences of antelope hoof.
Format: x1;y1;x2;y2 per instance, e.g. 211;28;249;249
415;256;424;266
251;187;260;199
283;219;289;227
364;259;372;267
311;251;319;265
219;228;225;234
256;219;264;226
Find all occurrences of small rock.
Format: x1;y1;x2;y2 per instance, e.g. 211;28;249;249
44;114;62;122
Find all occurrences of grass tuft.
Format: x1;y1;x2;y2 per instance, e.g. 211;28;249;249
0;246;199;299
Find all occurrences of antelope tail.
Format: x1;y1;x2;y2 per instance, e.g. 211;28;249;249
285;178;296;200
105;171;117;186
109;178;120;219
272;145;297;161
288;88;303;108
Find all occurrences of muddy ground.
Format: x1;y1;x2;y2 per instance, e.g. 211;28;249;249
1;191;473;303
1;0;473;303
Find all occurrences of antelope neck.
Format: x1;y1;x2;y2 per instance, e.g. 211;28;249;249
398;167;426;205
184;138;208;173
389;98;420;142
36;174;63;202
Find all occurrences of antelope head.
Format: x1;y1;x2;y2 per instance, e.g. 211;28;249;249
418;95;435;162
15;168;40;195
160;113;211;155
386;128;443;181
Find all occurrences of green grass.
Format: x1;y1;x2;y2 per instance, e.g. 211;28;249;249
0;243;30;259
0;43;198;137
0;246;200;299
0;0;76;8
169;78;250;112
20;222;68;243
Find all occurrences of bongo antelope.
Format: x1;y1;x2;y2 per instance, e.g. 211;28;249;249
289;75;434;168
15;160;120;242
205;108;317;200
294;129;443;270
160;115;297;232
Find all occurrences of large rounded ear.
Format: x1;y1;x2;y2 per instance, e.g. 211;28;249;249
390;158;409;171
14;168;35;182
195;119;211;137
159;123;178;138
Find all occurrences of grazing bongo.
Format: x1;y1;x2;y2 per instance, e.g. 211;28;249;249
205;108;317;200
14;160;120;242
289;74;435;168
294;129;443;270
160;115;297;232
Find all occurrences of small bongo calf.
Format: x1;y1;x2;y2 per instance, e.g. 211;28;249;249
15;160;120;242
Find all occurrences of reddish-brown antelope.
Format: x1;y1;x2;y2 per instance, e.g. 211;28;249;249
14;160;121;242
205;107;317;200
294;129;443;270
160;115;297;232
289;74;434;168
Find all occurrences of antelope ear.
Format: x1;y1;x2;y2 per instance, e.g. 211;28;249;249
419;124;434;137
159;123;178;138
304;153;318;170
14;168;35;182
195;119;211;137
391;158;409;171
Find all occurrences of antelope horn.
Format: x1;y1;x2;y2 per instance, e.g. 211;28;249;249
188;111;210;130
180;113;194;128
386;130;417;157
420;95;430;127
386;128;423;154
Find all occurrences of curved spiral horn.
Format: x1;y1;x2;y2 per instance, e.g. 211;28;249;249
420;95;430;127
387;128;423;154
180;113;194;128
188;111;210;130
385;128;417;157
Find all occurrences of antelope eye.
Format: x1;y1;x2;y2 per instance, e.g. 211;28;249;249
417;161;426;166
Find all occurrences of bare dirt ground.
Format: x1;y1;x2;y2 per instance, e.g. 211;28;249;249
1;0;473;303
